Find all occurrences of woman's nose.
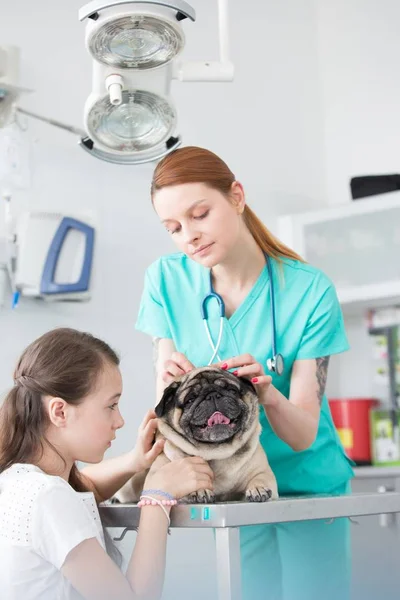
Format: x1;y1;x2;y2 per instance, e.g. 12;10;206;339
182;224;200;245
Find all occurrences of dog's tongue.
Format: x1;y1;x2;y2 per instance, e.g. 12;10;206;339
207;411;231;427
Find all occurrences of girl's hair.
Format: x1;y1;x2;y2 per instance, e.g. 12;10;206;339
151;145;304;262
0;327;121;564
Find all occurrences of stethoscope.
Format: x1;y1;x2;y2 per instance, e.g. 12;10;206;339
201;254;285;376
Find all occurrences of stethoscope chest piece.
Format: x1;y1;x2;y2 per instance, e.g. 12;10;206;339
266;353;284;377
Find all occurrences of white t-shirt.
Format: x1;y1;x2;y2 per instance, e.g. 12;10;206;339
0;463;106;600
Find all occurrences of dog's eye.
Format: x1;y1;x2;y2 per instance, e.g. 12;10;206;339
184;394;197;405
185;389;200;401
226;385;240;395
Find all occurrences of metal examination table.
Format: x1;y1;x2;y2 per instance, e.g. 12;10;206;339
101;492;400;600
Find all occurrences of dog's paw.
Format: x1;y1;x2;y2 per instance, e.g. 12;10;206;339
245;486;274;502
180;489;216;504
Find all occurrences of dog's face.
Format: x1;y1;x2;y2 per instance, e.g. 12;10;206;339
155;366;259;447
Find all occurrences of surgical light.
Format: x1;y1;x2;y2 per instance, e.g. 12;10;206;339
79;0;234;165
84;63;178;155
86;89;176;150
86;13;185;69
0;44;179;166
0;2;234;167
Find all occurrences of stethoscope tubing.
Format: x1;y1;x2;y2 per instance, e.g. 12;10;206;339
201;254;281;372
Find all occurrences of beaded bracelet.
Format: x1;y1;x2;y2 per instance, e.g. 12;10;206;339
138;495;177;507
138;494;176;527
141;488;175;502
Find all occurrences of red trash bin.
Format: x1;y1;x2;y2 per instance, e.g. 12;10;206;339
329;398;379;465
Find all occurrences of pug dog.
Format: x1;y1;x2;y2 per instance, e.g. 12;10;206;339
114;366;278;504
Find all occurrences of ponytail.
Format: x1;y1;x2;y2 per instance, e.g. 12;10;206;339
0;384;47;473
243;205;304;262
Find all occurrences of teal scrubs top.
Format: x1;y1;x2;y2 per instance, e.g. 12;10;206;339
136;252;354;496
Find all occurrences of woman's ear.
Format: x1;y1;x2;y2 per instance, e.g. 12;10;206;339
230;181;246;214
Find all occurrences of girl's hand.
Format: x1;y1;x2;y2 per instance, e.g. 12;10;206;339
216;354;275;406
144;457;214;500
129;410;165;473
162;352;194;385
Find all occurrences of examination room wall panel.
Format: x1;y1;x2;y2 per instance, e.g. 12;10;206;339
316;0;400;207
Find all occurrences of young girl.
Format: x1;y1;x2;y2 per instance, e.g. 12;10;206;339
0;327;213;600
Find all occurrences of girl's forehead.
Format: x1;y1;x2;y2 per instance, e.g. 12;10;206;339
90;364;122;395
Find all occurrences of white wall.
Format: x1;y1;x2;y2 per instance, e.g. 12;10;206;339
317;0;400;206
0;1;325;596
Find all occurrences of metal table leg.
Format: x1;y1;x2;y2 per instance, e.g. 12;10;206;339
215;527;242;600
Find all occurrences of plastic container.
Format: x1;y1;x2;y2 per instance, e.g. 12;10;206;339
329;398;379;465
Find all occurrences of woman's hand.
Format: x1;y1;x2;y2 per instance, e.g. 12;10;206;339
216;354;275;406
144;457;214;500
162;351;194;385
129;410;165;473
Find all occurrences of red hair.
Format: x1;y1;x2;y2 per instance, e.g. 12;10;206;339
151;146;303;262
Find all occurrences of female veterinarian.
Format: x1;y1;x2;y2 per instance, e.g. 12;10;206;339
135;146;354;600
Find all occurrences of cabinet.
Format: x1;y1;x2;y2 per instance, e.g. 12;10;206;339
351;468;400;599
277;193;400;311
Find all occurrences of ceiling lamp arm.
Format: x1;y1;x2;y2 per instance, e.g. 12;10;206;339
218;0;230;64
173;0;233;82
16;108;86;138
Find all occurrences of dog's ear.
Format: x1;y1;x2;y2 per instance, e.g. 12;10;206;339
238;376;257;395
155;381;180;418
